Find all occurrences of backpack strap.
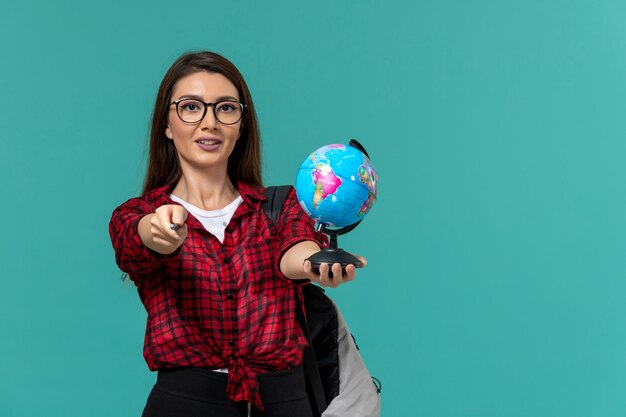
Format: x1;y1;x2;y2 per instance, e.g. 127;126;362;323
262;186;328;417
263;185;292;226
295;289;328;416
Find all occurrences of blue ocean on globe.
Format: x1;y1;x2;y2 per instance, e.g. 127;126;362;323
295;143;378;228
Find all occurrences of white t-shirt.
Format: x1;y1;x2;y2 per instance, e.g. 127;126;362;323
169;194;243;243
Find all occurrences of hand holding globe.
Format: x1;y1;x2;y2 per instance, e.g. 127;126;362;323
295;139;378;277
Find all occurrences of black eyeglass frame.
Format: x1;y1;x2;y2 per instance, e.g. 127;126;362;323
170;98;247;125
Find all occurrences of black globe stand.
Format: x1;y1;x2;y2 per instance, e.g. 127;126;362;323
307;221;363;278
305;138;373;278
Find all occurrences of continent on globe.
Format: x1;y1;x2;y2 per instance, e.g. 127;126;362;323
357;164;378;216
358;195;376;217
312;163;343;209
358;164;377;192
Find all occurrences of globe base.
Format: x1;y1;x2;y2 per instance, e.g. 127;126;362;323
307;248;363;278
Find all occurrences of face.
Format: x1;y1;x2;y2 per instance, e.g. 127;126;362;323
165;71;242;175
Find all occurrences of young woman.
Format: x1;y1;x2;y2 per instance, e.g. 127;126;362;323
109;51;365;417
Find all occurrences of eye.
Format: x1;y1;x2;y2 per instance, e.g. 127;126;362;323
216;102;239;113
179;100;203;112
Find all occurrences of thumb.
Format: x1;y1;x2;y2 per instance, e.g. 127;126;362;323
170;205;188;227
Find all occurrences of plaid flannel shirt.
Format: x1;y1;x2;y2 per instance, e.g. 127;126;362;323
109;182;327;408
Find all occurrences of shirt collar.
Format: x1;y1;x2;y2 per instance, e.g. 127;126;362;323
144;181;267;206
236;181;267;205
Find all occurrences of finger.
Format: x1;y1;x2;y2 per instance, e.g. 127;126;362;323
154;205;171;225
153;208;171;234
303;260;312;274
181;206;188;222
330;263;344;288
171;205;188;226
344;264;357;282
176;224;188;242
156;206;182;241
354;255;367;268
318;263;330;287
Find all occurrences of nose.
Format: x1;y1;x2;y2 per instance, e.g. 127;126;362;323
200;104;219;129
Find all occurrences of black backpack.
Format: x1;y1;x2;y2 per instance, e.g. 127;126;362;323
262;185;381;417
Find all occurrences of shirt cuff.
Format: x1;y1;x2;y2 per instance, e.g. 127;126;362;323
274;233;327;283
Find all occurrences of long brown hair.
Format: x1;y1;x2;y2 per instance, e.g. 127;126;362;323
142;51;263;195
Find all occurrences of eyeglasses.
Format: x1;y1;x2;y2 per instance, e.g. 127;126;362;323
170;98;246;125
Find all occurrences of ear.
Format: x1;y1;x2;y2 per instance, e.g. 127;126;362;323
165;125;173;140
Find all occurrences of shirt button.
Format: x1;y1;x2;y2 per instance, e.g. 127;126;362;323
229;340;235;347
223;256;231;264
226;292;234;300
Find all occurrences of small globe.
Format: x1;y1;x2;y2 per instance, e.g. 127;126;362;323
295;143;378;228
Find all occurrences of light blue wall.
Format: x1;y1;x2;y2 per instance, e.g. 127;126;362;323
2;1;626;416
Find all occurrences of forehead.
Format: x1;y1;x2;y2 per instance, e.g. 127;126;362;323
171;71;239;100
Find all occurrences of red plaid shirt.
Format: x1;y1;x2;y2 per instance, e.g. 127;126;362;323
109;182;327;409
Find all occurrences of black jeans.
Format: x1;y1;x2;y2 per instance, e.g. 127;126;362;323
141;366;313;417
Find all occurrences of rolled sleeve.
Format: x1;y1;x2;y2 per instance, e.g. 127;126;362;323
273;188;328;280
109;197;174;277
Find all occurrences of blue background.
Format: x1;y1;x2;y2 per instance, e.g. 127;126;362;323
2;1;626;416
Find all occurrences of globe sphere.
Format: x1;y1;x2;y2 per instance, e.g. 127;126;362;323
295;143;378;228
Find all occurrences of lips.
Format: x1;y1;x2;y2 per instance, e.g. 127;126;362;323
196;138;222;145
195;137;222;151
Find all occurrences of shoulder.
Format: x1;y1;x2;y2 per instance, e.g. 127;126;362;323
243;183;299;208
236;182;298;207
113;184;172;214
237;182;268;200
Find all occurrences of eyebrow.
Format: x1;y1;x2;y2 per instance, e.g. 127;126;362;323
175;94;240;102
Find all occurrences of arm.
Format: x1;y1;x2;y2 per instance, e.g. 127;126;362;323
280;241;366;288
109;198;188;275
273;188;366;288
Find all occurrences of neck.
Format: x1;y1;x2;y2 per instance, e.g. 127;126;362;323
172;164;238;211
